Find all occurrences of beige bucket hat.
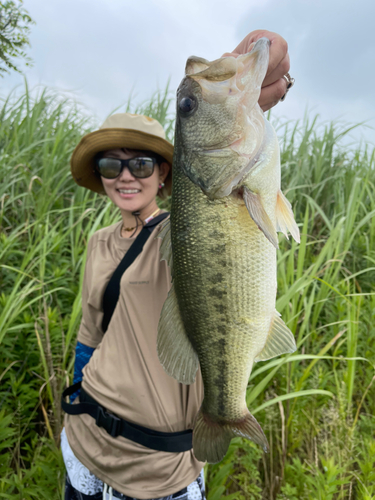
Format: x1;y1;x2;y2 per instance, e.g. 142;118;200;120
70;113;173;198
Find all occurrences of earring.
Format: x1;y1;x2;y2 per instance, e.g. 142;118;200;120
158;182;165;189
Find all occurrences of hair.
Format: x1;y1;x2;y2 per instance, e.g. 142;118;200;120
141;150;167;167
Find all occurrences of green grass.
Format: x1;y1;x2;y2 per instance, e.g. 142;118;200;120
0;82;374;499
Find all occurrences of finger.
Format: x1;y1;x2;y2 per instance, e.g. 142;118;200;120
265;32;288;77
221;52;239;58
259;78;287;112
225;30;263;55
222;43;255;59
222;50;290;89
262;53;290;88
223;30;288;78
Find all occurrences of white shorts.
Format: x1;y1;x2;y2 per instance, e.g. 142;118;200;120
61;428;205;500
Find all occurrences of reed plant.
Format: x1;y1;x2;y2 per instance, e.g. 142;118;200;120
0;82;374;499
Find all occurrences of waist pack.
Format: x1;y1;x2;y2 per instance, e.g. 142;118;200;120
62;213;194;452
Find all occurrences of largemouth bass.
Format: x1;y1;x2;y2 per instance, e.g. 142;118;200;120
157;37;300;464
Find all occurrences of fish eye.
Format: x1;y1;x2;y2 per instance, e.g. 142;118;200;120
178;96;197;116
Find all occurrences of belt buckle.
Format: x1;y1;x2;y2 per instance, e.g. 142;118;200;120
96;406;121;438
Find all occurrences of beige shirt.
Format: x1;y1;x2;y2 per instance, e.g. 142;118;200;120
64;220;204;499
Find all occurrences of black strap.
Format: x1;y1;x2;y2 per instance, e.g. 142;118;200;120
101;212;169;333
62;382;193;453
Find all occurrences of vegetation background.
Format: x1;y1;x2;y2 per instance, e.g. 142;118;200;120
0;77;374;500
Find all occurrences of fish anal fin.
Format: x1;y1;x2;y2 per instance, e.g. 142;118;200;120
193;409;269;464
276;190;300;243
243;187;279;249
255;312;297;362
156;217;173;273
157;284;199;385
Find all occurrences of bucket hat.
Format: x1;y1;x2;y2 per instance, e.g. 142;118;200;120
70;113;173;198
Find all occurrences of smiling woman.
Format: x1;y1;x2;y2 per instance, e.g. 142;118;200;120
64;113;206;500
61;29;292;500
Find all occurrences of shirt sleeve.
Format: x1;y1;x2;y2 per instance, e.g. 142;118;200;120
76;234;105;348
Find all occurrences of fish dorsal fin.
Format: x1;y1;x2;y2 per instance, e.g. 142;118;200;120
255;312;297;362
243;187;279;249
276;190;300;243
157;284;199;384
157;217;173;273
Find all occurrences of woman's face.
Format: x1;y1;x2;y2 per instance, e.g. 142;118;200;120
100;148;169;214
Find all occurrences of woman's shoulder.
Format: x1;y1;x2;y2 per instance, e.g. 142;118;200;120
86;221;122;255
91;221;122;241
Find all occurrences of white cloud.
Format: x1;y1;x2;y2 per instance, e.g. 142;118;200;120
12;0;261;116
1;0;373;144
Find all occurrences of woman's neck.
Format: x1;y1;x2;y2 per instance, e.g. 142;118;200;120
120;201;160;238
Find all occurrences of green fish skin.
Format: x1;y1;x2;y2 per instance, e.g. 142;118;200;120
157;38;300;464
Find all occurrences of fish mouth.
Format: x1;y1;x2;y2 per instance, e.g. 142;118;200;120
181;38;270;199
187;37;271;103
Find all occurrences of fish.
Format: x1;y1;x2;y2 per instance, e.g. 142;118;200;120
156;37;300;464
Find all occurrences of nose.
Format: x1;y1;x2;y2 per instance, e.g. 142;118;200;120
118;165;136;182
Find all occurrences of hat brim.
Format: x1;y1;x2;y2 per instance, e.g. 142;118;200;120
70;128;174;197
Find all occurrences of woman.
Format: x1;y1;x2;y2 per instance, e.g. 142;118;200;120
62;30;293;500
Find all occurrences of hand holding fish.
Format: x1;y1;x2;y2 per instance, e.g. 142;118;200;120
222;30;290;111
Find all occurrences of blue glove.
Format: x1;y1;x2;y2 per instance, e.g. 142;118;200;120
70;341;95;403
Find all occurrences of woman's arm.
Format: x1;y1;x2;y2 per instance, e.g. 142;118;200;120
69;233;103;401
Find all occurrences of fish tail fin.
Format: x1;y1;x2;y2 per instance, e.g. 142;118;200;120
193;408;269;463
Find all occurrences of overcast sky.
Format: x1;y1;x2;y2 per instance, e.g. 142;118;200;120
1;0;374;146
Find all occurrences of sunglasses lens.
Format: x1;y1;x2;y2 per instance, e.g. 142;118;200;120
96;157;155;179
129;158;154;178
97;158;122;178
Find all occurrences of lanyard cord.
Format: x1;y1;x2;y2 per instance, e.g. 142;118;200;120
129;208;160;237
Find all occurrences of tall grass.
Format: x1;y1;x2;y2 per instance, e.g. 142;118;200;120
205;117;375;500
0;83;374;499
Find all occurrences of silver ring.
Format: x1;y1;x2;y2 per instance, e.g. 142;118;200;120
280;73;295;102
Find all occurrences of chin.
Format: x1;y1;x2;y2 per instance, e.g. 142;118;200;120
115;195;149;214
118;201;143;214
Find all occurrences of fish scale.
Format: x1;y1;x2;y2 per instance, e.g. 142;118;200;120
172;162;276;423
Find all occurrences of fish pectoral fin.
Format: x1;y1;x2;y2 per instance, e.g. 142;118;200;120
157;284;199;385
156;217;173;274
276;190;300;243
243;187;279;249
255;312;297;362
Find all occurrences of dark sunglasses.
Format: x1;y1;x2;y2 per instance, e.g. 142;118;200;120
95;156;157;179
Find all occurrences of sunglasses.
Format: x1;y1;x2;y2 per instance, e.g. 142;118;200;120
95;156;157;179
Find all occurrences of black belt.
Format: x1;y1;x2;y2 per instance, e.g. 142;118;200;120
62;382;193;453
